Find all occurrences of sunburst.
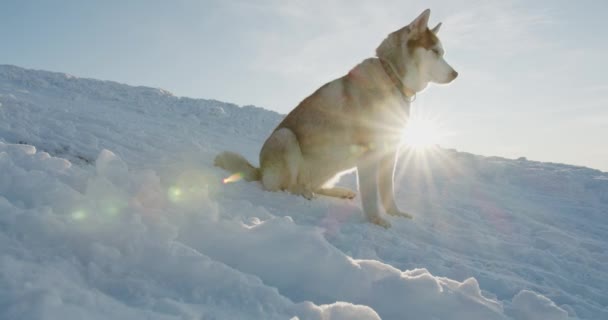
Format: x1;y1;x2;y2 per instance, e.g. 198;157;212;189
401;112;450;151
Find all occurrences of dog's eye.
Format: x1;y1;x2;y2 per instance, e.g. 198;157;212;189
431;48;440;55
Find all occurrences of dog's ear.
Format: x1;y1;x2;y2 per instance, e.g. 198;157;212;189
376;32;398;59
409;9;431;35
431;22;442;34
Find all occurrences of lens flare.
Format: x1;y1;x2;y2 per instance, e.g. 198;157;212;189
71;210;87;221
105;205;119;215
168;186;182;202
223;172;243;184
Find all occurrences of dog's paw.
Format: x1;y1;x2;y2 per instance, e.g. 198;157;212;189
370;216;391;228
291;186;316;200
340;190;357;199
386;208;413;219
302;190;316;200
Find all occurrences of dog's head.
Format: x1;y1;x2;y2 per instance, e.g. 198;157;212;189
376;9;458;92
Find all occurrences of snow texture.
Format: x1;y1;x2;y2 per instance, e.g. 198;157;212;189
1;65;607;319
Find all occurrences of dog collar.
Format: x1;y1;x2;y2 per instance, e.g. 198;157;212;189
379;59;416;102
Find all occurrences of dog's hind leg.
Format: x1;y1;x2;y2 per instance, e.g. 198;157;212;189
316;187;356;199
260;128;314;198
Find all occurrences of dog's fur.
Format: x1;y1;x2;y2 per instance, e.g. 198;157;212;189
215;9;457;227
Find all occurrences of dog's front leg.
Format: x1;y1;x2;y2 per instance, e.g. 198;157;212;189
357;152;391;228
379;150;413;219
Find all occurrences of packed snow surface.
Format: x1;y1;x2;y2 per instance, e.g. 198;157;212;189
1;65;607;319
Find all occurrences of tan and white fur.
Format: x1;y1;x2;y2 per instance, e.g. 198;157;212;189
215;9;457;227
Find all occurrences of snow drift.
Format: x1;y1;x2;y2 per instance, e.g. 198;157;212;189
1;65;606;319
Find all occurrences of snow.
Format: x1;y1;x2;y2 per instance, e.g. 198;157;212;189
511;290;569;320
1;64;607;319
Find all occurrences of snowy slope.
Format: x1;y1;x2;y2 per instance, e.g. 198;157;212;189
0;64;606;319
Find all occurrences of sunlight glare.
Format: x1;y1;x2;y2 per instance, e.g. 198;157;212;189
402;115;448;150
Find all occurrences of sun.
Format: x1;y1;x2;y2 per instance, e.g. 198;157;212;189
401;114;448;150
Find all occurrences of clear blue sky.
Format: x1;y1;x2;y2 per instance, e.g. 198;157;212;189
2;0;607;171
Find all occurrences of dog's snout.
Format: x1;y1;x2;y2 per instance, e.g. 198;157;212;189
451;70;458;79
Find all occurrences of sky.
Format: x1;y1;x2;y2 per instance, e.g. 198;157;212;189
2;0;607;171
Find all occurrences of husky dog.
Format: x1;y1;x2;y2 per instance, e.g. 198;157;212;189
215;9;457;227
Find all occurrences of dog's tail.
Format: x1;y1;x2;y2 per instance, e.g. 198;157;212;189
214;151;261;182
